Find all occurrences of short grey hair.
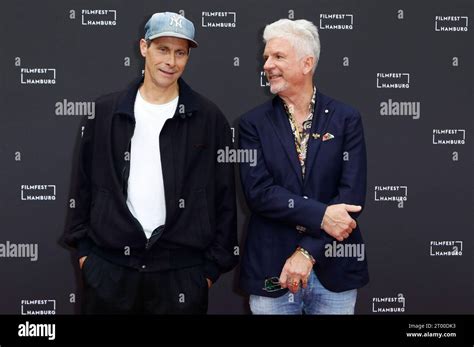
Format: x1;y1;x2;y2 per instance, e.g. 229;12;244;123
263;19;320;73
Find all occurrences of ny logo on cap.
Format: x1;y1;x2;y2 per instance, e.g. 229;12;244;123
169;14;183;28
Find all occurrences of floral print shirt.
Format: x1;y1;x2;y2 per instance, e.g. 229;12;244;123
282;86;317;179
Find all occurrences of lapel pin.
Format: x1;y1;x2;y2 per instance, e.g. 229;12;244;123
312;133;320;140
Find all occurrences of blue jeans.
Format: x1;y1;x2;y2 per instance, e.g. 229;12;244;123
250;271;357;314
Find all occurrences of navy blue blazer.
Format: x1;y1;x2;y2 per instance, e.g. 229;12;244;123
239;90;369;297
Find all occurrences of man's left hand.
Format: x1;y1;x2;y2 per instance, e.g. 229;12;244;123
206;278;212;288
279;250;314;294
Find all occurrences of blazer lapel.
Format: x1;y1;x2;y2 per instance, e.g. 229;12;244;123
266;97;303;186
304;90;334;183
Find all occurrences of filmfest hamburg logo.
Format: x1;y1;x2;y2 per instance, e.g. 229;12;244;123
260;71;269;87
20;68;56;85
432;129;466;145
202;11;236;28
435;16;469;32
377;73;410;89
372;294;405;313
319;13;354;30
374;186;407;203
430;241;463;256
81;9;117;26
21;300;56;315
20;185;56;201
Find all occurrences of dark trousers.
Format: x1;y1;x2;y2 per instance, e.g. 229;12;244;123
81;252;208;314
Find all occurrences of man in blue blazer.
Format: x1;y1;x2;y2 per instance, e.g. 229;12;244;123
239;18;369;314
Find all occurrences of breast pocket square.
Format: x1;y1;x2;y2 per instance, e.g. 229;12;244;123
322;132;335;141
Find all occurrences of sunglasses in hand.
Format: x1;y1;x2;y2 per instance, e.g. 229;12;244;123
262;276;286;292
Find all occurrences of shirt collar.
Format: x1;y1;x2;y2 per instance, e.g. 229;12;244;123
282;86;317;120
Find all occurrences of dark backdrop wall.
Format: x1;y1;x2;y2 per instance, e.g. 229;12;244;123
0;0;472;315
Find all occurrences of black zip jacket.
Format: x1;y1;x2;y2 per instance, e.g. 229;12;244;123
62;77;238;283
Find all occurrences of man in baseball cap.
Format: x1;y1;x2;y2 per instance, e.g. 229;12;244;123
144;12;198;48
138;12;198;97
64;12;238;314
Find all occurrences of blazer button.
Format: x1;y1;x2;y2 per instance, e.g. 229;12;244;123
303;196;308;199
324;109;329;114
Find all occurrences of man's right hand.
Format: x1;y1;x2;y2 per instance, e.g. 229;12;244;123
321;204;362;241
79;256;87;270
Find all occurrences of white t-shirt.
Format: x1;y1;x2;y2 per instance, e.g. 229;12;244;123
126;90;178;239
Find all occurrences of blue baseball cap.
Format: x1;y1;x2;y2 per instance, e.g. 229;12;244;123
144;12;198;48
